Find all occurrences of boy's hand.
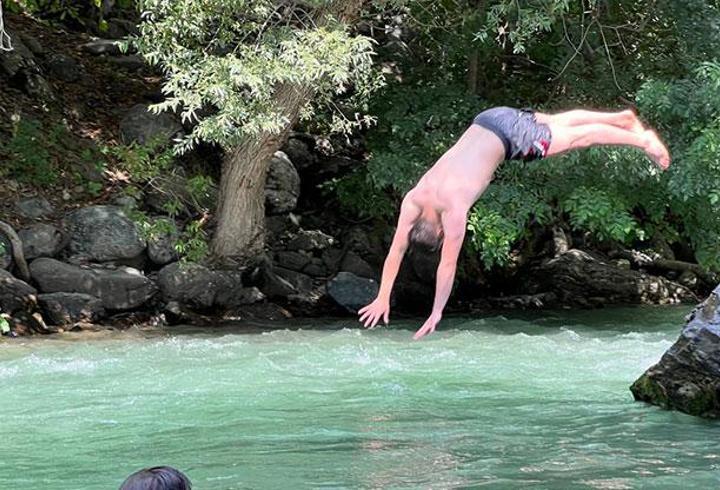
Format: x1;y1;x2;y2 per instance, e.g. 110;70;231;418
413;312;442;340
358;298;390;328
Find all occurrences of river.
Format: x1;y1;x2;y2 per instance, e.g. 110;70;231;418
1;307;719;489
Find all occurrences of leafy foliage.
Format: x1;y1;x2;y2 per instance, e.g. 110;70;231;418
134;0;380;153
328;0;720;271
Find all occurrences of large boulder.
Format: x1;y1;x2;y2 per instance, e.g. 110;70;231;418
327;272;378;313
30;258;156;310
157;262;220;309
65;206;146;262
37;293;105;325
265;151;301;214
19;224;66;260
0;269;37;314
119;103;183;145
631;284;720;418
531;249;696;306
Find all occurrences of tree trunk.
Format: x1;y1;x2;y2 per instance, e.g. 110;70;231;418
0;220;29;282
466;0;486;94
212;83;312;262
211;0;364;263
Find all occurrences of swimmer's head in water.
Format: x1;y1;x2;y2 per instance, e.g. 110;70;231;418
119;466;192;490
409;218;444;252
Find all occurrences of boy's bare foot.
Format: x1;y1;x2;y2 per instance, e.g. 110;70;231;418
644;130;671;170
622;109;646;134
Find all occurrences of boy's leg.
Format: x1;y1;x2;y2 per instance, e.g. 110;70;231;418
536;109;643;133
546;122;670;169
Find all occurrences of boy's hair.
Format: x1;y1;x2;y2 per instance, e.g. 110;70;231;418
119;466;192;490
409;218;443;251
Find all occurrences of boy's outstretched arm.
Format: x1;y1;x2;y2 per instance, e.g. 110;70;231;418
358;196;421;328
413;210;467;340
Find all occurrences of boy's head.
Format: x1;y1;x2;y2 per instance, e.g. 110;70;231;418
409;218;444;252
119;466;191;490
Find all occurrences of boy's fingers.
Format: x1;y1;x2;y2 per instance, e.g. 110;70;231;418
383;310;389;324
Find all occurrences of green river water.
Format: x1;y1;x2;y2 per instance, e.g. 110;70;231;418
1;307;719;489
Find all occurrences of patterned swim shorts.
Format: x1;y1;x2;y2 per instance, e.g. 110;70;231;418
472;107;552;162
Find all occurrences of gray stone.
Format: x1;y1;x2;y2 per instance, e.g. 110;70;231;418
65;205;146;262
327;272;379;313
631;284;720;418
80;39;123;55
119;103;183;145
265;214;300;244
265;151;300;214
19;224;66;260
340;252;376;279
37;292;105;325
46;54;82;82
30;258;156;310
276;250;311;272
261;268;298;298
287;229;334;252
321;248;343;272
282;137;315;169
16;197;54;219
0;269;37;314
157;262;219;309
303;258;327;277
107;55;145;71
275;267;313;295
148;230;179;266
215;286;265;308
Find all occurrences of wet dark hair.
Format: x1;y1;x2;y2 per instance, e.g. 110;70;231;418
119;466;192;490
409;218;443;251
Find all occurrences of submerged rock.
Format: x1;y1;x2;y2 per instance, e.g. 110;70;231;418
630;284;720;418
